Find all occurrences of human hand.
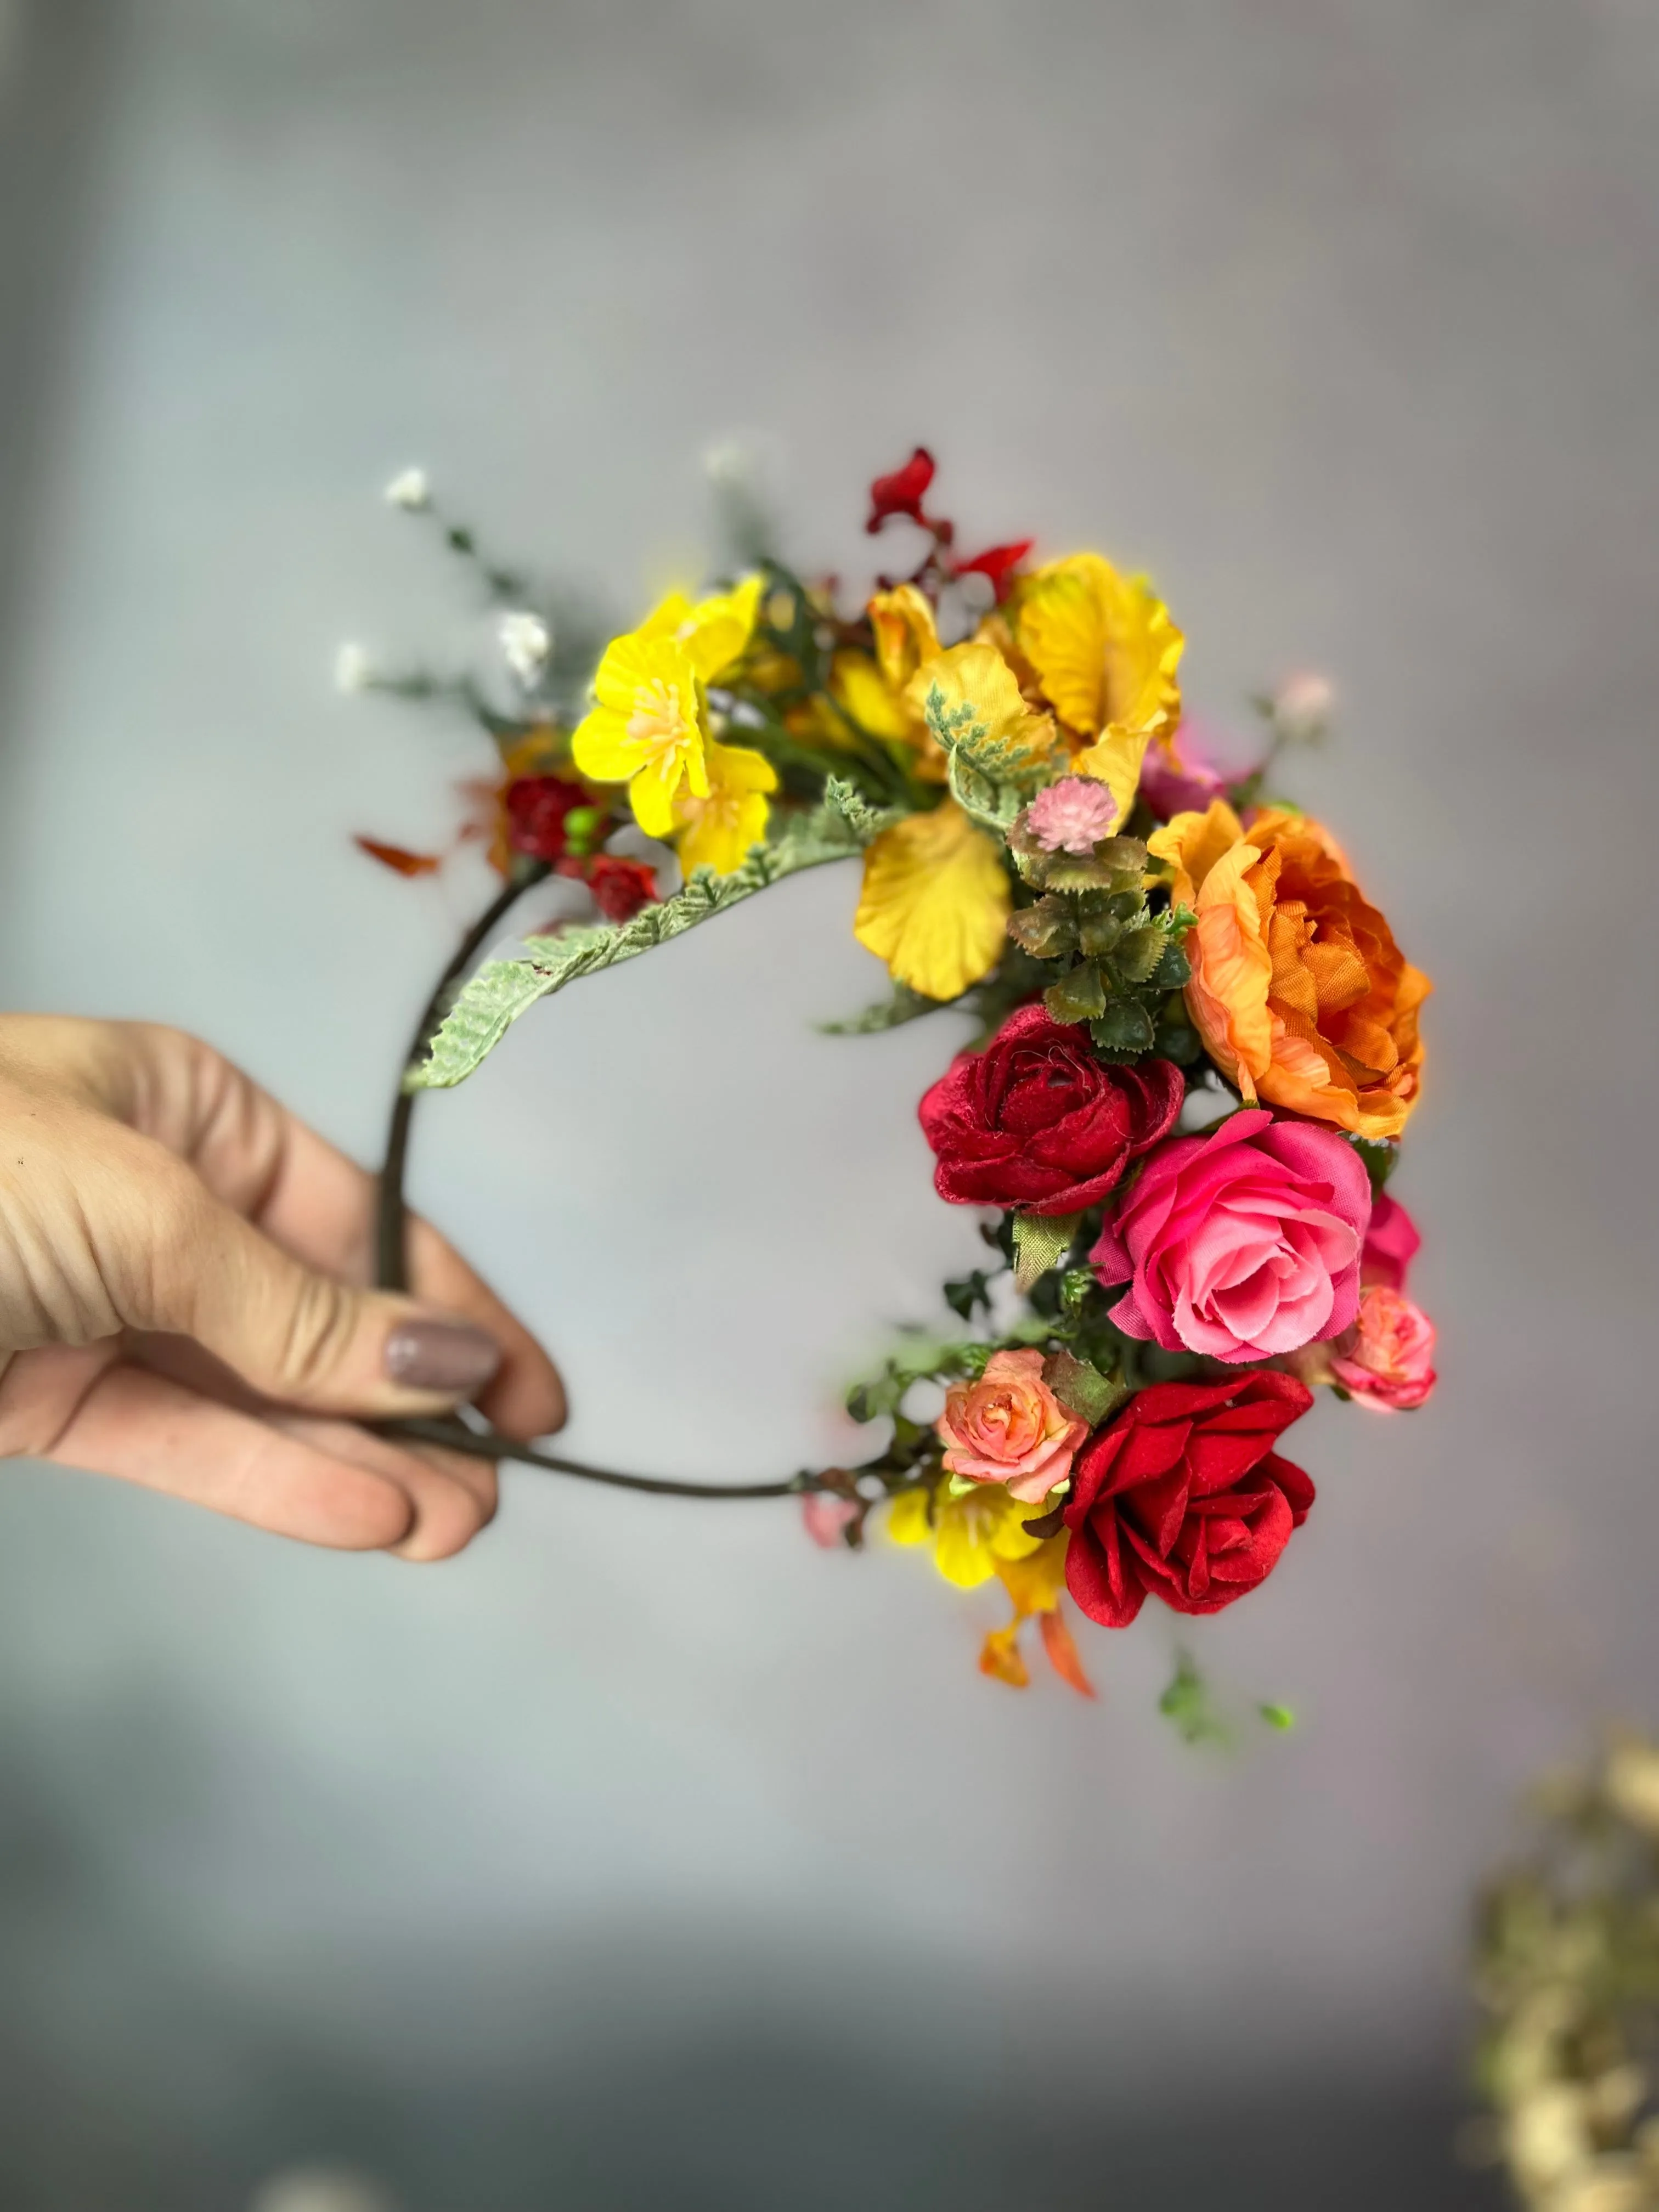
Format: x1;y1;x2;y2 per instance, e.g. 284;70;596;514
0;1015;564;1558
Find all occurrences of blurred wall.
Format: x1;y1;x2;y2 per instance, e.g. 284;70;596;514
1;0;1657;2204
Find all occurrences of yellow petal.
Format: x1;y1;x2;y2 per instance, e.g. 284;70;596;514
902;640;1057;774
1014;552;1183;753
994;1532;1070;1617
590;630;698;720
933;1487;1044;1588
672;740;776;876
886;1488;934;1547
830;651;913;742
1073;727;1151;838
868;582;941;691
570;703;638;785
641;576;765;683
1147;799;1246;906
853;800;1011;1001
979;1620;1031;1688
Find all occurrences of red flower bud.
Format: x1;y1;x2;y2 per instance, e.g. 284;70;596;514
504;775;591;862
865;446;936;534
587;854;659;922
955;538;1035;600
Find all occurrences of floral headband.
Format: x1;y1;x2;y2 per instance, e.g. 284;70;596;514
345;449;1435;1724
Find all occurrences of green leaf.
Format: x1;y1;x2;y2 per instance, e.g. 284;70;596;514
1258;1702;1297;1733
1075;904;1125;959
1149;940;1192;990
1346;1133;1399;1194
1159;1652;1231;1748
1043;1348;1127;1427
411;794;878;1090
819;983;947;1035
1044;964;1107;1024
1112;924;1167;986
1006;896;1078;961
1012;1211;1080;1293
943;1270;997;1323
1089;1000;1156;1055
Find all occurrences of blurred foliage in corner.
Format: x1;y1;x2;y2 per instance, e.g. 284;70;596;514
1473;1736;1659;2211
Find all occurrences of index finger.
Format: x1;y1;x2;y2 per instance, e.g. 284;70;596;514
119;1029;565;1440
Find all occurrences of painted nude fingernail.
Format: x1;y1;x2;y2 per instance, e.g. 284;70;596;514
383;1317;501;1396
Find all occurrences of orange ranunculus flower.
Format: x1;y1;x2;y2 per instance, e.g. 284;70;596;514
1149;800;1430;1141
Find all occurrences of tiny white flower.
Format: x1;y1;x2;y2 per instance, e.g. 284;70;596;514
383;466;430;511
334;641;373;694
499;610;550;685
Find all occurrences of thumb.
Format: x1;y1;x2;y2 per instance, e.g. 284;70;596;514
127;1167;502;1417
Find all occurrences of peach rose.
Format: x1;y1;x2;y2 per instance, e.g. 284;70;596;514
936;1349;1088;1505
1328;1286;1437;1411
1149;801;1430;1142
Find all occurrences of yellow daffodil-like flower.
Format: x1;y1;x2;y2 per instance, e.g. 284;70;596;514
887;1481;1044;1590
672;738;777;877
571;632;710;836
980;1533;1094;1695
637;574;765;682
571;578;765;837
902;639;1059;780
1013;552;1184;828
825;584;950;778
869;582;942;691
853;798;1012;1001
828;650;913;743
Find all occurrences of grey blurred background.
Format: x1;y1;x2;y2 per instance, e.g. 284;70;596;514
0;0;1655;2205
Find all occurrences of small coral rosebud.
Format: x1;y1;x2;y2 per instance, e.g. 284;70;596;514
1022;776;1120;855
498;610;550;685
383;467;430;511
1271;669;1335;743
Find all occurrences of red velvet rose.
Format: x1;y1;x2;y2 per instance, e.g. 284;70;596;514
584;854;658;922
1063;1373;1316;1627
918;1005;1183;1216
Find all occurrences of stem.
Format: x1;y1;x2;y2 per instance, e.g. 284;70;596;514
374;866;830;1503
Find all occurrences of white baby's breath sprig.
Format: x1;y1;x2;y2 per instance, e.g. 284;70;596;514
334;641;374;695
499;610;551;686
383;467;431;512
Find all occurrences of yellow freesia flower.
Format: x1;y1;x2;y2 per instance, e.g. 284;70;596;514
1013;552;1184;828
571;631;710;836
853;798;1011;1001
828;650;913;743
637;573;764;682
869;582;941;691
672;739;777;877
902;639;1058;778
887;1481;1044;1591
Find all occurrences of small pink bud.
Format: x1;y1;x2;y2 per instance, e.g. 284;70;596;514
1023;776;1119;855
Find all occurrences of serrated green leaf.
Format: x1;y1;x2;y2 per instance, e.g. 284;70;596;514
1345;1134;1399;1193
1149;940;1192;990
819;982;946;1035
1044;964;1107;1024
1089;1000;1156;1055
411;796;877;1090
1006;896;1077;961
1113;925;1167;986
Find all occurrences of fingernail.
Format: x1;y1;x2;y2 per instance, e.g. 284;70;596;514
384;1317;501;1397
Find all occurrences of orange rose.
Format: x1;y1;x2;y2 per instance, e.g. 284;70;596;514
1149;801;1429;1141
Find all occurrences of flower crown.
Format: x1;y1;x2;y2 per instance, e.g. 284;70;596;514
347;449;1435;1724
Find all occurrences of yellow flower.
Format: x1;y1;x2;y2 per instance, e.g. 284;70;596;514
869;582;941;691
637;574;764;682
1013;552;1184;828
672;739;777;876
887;1482;1043;1590
571;631;710;836
828;650;913;743
902;639;1058;778
853;799;1011;1001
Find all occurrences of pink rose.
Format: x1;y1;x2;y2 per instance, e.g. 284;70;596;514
1328;1286;1437;1410
1361;1193;1420;1291
1091;1108;1372;1363
936;1348;1088;1505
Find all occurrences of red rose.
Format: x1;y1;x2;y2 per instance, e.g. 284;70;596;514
505;775;590;861
918;1005;1183;1216
865;445;936;534
1063;1373;1316;1627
